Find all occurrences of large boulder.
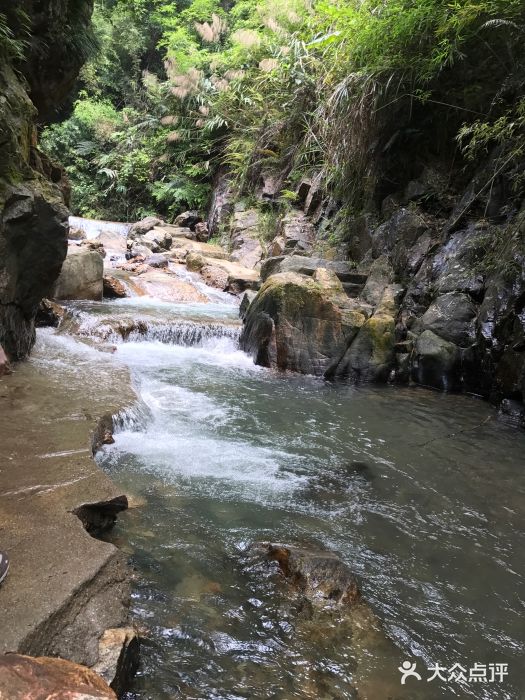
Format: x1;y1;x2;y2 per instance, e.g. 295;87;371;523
240;270;366;375
54;248;104;301
0;654;116;699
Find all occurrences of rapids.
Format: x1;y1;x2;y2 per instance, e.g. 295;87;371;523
33;284;525;700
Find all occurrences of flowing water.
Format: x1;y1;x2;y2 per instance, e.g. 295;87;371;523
37;284;525;699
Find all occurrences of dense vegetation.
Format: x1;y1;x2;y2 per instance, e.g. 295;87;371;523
40;0;525;222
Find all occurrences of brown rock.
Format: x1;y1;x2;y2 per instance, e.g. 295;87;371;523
36;299;66;328
103;276;128;299
92;628;140;697
194;221;209;242
262;543;361;608
0;653;116;699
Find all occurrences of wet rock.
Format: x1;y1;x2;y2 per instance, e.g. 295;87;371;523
499;399;525;429
431;225;486;297
239;290;257;320
92;627;140;697
0;346;12;377
54;249;104;301
241;271;366;375
73;496;128;538
103;275;128;299
418;292;477;347
412;329;461;391
36;298;66;327
261;544;361;607
128;216;163;239
0;654;116;699
334;284;400;382
144;253;169;269
372;207;428;257
201;263;229;290
170;237;229;263
126;270;208;303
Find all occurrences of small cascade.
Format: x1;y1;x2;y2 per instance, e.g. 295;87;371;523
60;304;242;348
69;216;130;240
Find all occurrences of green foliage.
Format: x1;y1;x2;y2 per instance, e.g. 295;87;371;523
40;0;525;221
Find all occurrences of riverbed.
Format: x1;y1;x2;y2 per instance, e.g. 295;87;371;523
36;282;525;699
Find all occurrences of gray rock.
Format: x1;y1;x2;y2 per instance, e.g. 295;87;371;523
260;255;357;284
259;543;361;607
207;168;235;238
419;292;477;347
128;216;163;239
412;330;461;391
360;255;394;306
174;210;202;229
431;226;486;297
145;253;169;269
280;209;315;253
239;290;257;320
54;249;104;301
372;207;428;257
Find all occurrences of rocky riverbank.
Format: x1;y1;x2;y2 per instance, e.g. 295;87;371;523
0;327;136;692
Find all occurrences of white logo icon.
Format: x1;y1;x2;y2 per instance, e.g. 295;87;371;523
399;661;422;684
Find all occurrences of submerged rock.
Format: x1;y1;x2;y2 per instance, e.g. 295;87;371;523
0;654;117;699
262;544;361;608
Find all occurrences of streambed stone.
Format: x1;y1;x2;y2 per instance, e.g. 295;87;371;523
0;654;116;699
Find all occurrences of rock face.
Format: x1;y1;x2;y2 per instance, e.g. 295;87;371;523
0;2;94;359
0;654;116;700
229;208;264;269
54;248;104;301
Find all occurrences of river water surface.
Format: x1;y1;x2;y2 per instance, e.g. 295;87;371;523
35;283;525;700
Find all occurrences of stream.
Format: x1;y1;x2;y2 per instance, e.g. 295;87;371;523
35;274;525;699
